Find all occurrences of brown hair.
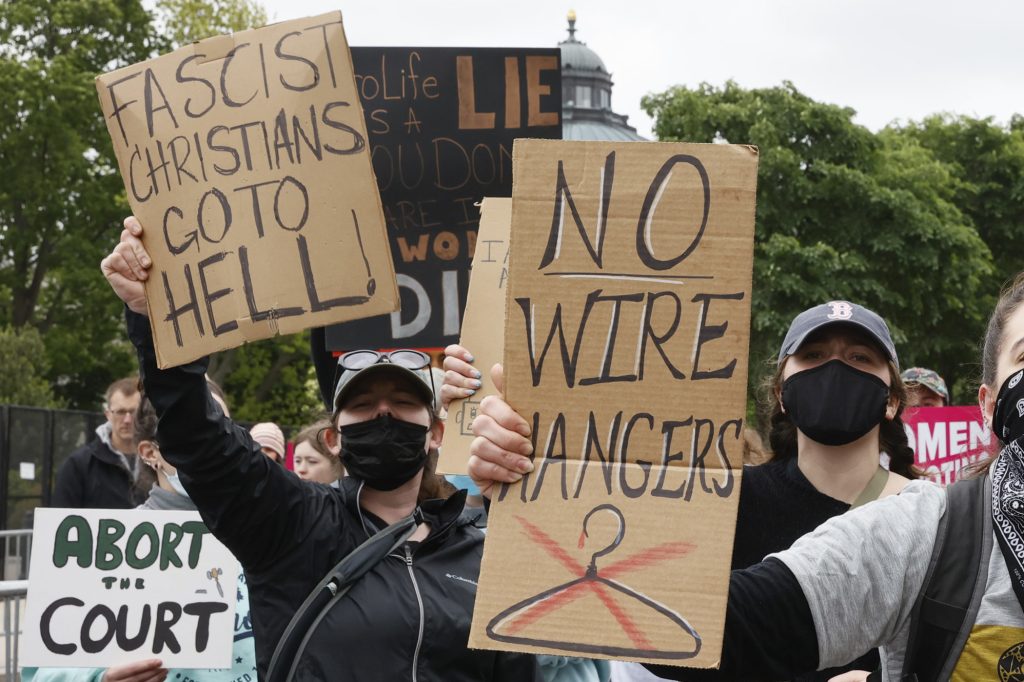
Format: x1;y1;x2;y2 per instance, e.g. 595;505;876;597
420;448;457;503
131;394;159;498
761;359;922;480
983;273;1024;388
105;376;139;405
742;428;770;466
964;273;1024;477
296;419;345;479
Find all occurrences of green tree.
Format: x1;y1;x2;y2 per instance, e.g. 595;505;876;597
0;0;289;412
0;326;63;407
892;115;1024;290
0;0;156;406
153;0;267;48
643;81;994;404
208;331;321;429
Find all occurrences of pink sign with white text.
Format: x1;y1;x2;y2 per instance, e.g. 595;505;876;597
902;406;993;485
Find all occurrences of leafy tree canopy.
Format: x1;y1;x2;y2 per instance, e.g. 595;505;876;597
892;114;1024;288
643;81;999;403
0;325;62;407
153;0;267;48
0;0;155;406
209;331;321;431
0;0;322;428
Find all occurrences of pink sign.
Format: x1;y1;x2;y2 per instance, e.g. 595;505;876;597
902;406;994;485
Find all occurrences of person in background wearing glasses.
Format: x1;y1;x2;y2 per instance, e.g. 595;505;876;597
51;376;143;509
99;217;541;681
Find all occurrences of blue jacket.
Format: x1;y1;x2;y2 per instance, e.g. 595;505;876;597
539;656;611;682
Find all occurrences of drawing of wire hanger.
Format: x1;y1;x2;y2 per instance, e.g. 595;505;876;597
486;503;702;659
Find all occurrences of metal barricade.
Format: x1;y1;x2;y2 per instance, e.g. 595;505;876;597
0;580;27;682
0;531;31;681
0;532;32;582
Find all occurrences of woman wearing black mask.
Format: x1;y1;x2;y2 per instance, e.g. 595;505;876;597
731;301;921;572
100;217;539;682
447;300;920;682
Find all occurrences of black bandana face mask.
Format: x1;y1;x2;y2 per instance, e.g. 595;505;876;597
340;414;430;491
994;368;1024;445
781;359;891;446
989;369;1024;614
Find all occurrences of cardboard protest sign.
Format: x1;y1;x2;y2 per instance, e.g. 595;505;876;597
22;509;238;668
469;140;759;666
95;12;398;368
903;406;993;485
324;48;561;351
438;197;511;474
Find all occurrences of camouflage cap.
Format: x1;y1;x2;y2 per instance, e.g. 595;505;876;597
900;367;949;402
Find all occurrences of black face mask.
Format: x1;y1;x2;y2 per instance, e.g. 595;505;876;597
781;359;891;446
994;369;1024;445
340;414;430;491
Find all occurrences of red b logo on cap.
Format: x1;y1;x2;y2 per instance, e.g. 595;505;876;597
826;301;853;320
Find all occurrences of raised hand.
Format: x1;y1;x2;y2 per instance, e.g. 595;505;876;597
467;363;535;498
100;216;152;315
441;344;482;411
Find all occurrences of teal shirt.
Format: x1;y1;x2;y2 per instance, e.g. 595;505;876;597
23;570;255;682
538;655;611;682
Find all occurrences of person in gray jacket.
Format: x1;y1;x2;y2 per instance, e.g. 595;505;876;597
52;377;141;509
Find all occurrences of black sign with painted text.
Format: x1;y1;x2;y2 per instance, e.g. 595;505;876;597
325;47;562;351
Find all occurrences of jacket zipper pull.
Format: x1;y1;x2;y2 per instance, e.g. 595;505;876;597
404;544;413;566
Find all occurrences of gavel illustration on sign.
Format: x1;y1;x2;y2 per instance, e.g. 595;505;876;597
207;567;224;598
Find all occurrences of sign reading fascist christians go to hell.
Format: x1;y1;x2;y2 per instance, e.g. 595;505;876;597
470;140;759;667
95;12;398;368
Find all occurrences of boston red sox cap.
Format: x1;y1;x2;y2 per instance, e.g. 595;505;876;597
777;300;899;368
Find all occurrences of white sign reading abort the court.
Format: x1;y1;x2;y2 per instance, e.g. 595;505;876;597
22;509;238;669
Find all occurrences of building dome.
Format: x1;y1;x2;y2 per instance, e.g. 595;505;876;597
558;10;645;141
559;38;607;74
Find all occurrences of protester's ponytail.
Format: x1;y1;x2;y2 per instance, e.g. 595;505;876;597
878;372;922;479
964;272;1024;477
419;448;456;503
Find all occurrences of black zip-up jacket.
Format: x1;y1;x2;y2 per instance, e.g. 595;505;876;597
127;310;539;681
52;436;138;509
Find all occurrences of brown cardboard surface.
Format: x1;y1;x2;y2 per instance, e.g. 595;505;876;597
438;197;511;474
95;12;398;368
469;140;759;666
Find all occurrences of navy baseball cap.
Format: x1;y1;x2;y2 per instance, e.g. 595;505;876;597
777;301;898;368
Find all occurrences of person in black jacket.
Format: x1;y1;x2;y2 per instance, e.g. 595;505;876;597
51;376;141;509
100;217;539;682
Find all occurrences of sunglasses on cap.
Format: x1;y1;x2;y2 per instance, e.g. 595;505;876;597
334;349;437;413
339;349;431;372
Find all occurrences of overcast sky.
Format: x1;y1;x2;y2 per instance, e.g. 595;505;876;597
254;0;1024;139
